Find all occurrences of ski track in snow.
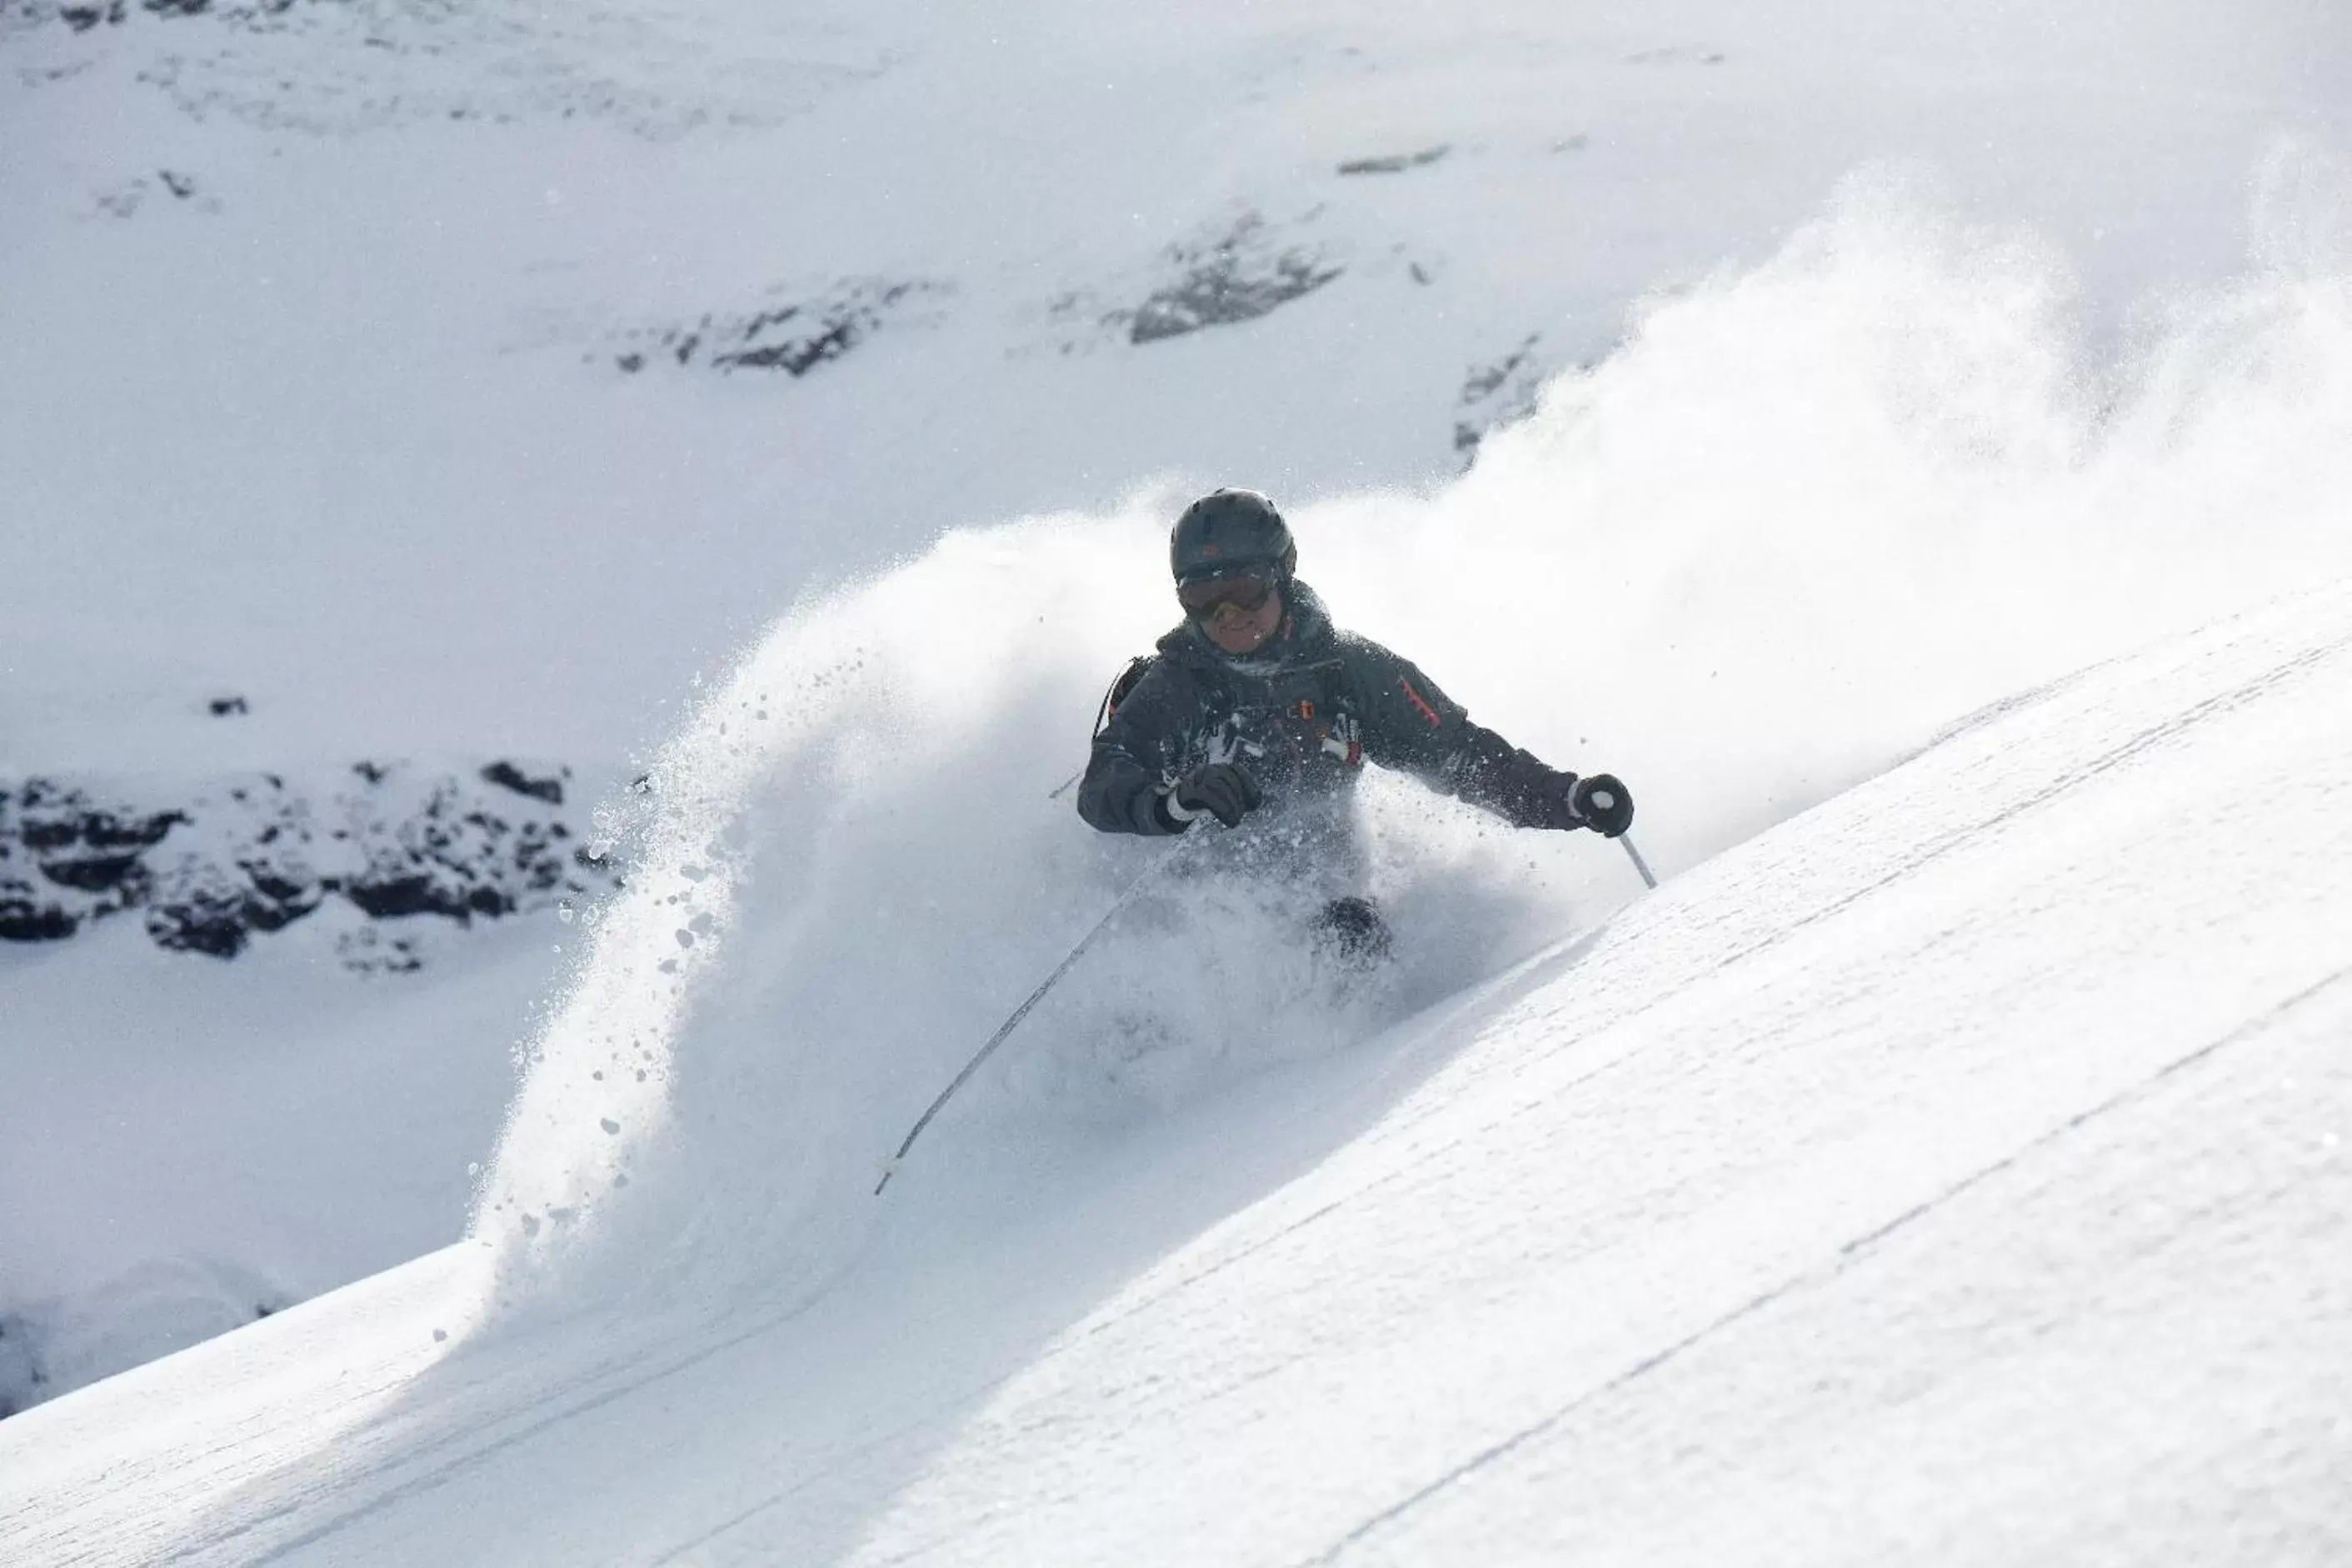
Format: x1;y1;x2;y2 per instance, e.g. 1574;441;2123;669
1303;965;2352;1566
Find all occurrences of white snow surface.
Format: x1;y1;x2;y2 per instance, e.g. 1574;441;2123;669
6;0;2352;1555
0;916;538;1403
7;566;2352;1566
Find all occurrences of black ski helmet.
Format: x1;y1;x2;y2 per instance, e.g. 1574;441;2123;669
1171;488;1296;586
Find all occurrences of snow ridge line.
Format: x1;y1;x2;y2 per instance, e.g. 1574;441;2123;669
1376;607;2352;1158
1498;616;2350;1058
1293;959;2352;1567
162;1291;851;1568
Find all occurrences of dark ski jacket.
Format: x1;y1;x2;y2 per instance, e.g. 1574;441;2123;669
1077;581;1582;882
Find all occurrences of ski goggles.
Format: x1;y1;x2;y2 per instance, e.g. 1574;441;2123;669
1176;569;1277;617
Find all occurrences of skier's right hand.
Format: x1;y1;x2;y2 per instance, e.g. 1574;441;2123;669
1565;772;1634;837
1165;762;1262;830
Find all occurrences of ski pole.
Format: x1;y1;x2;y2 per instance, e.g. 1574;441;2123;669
875;847;1185;1196
1578;777;1656;890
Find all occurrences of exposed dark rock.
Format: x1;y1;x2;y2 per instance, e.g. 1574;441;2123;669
237;862;325;931
342;873;447;921
22;0;350;32
0;888;77;942
1127;215;1342;345
207;693;247;716
39;852;146;894
611;279;942;380
84;809;184;851
481;760;564;805
717;317;856;376
1336;145;1450;177
0;762;619;964
4;787;185;931
1454;332;1560;462
147;884;252;957
337;926;422;975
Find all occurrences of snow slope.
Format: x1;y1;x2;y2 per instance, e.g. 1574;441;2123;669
7;0;2352;1457
7;569;2350;1565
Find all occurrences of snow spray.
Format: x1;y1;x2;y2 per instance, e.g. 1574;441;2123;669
475;153;2352;1321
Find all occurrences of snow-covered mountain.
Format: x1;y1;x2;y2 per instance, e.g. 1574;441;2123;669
4;0;2351;1555
9;0;2345;767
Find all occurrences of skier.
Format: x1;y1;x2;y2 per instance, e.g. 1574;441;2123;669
1076;488;1634;961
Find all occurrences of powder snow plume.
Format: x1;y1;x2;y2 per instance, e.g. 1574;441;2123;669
472;157;2352;1320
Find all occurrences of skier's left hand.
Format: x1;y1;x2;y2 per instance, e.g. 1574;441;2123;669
1563;773;1634;837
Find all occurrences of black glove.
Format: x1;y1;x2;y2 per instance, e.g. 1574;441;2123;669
1564;772;1634;837
1165;762;1262;830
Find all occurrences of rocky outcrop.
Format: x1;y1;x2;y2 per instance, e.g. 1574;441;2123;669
608;278;946;378
17;0;310;33
0;760;614;962
1455;332;1560;462
93;167;214;218
1336;145;1450;177
1123;213;1344;345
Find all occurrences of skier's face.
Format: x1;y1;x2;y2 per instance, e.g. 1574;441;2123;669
1197;582;1283;655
